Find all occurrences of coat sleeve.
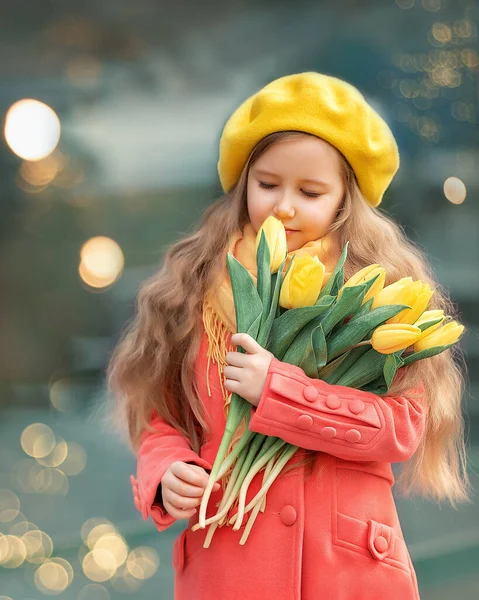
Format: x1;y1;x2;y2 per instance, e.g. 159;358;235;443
130;411;213;532
248;357;426;463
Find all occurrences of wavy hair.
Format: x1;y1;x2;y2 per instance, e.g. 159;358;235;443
106;131;471;508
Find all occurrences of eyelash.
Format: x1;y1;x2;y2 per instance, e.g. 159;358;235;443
258;182;320;198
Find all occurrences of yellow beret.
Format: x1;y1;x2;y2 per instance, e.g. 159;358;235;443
217;72;399;207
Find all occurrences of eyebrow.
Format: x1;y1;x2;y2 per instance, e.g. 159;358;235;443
253;169;332;188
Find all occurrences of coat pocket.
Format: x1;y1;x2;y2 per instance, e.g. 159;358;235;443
331;465;411;572
172;529;187;574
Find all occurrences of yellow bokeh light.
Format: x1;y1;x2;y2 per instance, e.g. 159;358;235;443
49;379;78;412
110;563;143;593
431;23;451;44
94;534;128;568
19;153;64;187
422;0;442;11
22;529;54;564
0;535;27;568
0;489;20;523
86;523;118;550
61;441;87;476
77;583;110;600
81;518;115;546
36;437;68;468
4;99;61;161
79;236;124;289
21;423;56;458
34;559;70;594
82;549;118;582
444;177;467;204
126;546;160;580
396;0;414;8
10;520;38;536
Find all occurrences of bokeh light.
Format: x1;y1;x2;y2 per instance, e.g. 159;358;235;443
443;177;467;204
126;546;160;580
0;489;20;522
34;558;72;594
77;583;110;600
79;237;125;289
4;99;61;161
0;534;27;568
21;423;56;458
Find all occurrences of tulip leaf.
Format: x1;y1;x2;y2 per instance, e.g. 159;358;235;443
320;345;371;384
268;294;335;359
326;303;412;361
321;283;369;336
317;241;349;301
313;323;328;370
334;348;387;388
416;317;444;332
282;318;323;366
257;256;289;348
256;231;271;328
383;352;404;388
400;343;455;367
227;253;262;334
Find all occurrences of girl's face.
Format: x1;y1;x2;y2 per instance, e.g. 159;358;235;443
247;135;345;251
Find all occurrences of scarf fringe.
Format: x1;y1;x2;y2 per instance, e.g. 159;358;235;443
202;298;248;499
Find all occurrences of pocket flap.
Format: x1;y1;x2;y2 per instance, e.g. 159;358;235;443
172;529;187;573
367;519;395;561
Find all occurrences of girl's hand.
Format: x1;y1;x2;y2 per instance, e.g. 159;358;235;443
223;333;274;407
160;461;220;520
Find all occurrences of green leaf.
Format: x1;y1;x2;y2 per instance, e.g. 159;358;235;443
256;230;271;329
417;317;444;333
256;256;289;348
320;284;369;335
227;253;262;334
320;345;371;384
326;303;412;361
312;323;328;369
335;348;387;388
317;241;349;301
400;343;455;367
268;294;335;359
383;351;404;388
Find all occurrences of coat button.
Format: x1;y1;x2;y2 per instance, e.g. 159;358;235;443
373;535;388;553
297;414;313;429
345;429;361;443
325;394;341;409
280;505;297;526
348;400;365;414
320;427;337;438
303;385;319;402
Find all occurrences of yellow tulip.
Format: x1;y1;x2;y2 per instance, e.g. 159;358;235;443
413;310;445;338
255;216;288;274
337;264;386;304
279;255;326;309
371;323;423;354
414;320;465;352
371;277;435;325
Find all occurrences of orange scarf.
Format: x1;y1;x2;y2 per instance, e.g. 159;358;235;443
201;222;339;463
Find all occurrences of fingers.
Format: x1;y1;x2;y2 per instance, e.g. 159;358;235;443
223;365;242;380
170;462;209;487
231;333;263;354
225;351;248;367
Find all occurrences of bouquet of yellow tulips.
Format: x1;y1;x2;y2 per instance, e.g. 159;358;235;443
195;217;465;547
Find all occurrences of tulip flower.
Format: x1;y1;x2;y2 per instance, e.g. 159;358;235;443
371;323;423;354
255;216;288;274
337;264;386;304
279;255;326;309
371;277;435;325
414;320;465;352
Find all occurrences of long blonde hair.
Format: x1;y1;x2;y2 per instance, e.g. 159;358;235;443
106;131;471;508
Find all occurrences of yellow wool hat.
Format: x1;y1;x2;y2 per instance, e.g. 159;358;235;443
217;72;399;207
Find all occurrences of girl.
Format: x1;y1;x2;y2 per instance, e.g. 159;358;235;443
107;72;471;600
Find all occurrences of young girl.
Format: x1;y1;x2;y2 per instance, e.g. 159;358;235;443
107;72;471;600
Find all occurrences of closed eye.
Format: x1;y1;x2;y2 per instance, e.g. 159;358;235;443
258;182;320;198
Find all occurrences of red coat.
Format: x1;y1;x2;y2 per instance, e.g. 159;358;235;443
130;327;426;600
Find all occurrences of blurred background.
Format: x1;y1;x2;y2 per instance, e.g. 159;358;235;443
0;0;478;598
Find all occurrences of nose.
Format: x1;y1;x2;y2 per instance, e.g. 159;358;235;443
273;194;295;219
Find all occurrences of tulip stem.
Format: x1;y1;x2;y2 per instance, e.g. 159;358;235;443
352;339;372;348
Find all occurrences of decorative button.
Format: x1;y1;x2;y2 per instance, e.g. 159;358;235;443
303;385;319;402
320;427;337;439
325;394;341;409
280;505;297;526
373;535;388;554
348;400;365;414
297;414;313;429
345;429;361;443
